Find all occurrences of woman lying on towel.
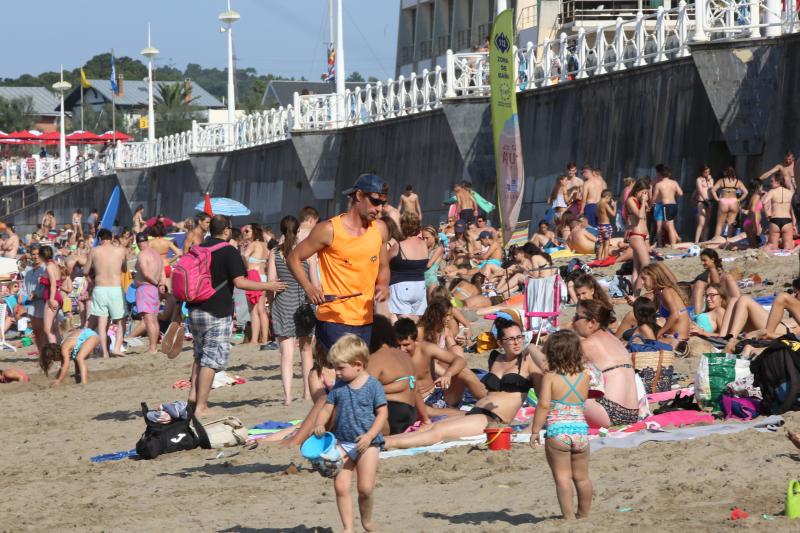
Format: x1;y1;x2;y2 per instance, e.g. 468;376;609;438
724;278;800;353
384;317;538;450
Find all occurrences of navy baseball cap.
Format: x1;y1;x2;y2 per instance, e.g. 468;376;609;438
454;220;466;233
479;231;492;239
342;173;389;196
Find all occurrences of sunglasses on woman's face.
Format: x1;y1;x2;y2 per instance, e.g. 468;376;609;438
502;335;525;343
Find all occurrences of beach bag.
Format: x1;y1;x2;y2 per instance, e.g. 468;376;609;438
750;336;800;414
695;353;751;410
135;402;207;459
629;339;674;394
201;416;249;448
720;393;760;420
172;242;229;303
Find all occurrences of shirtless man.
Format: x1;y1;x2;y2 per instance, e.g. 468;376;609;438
134;232;163;354
530;220;556;249
1;224;19;258
652;167;684;247
394;318;486;415
41;211;56;235
566;161;583;195
758;151;796;192
84;229;128;358
454;182;477;225
580;166;607;228
296;206;319;243
397;184;422;220
183;212;210;253
474;215;497;241
566;219;597;255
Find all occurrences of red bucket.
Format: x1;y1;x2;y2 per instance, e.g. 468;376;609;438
484;427;512;451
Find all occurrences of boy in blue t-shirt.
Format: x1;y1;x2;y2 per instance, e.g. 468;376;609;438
314;334;388;533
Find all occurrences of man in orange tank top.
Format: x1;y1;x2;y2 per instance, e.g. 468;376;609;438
288;174;390;351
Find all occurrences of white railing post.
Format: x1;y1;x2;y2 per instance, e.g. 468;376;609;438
750;0;761;38
398;76;407;115
525;42;535;84
293;91;301;130
433;65;444;105
559;32;568;82
692;0;708;41
725;1;735;39
543;38;554;85
677;1;690;57
445;50;456;97
614;18;626;71
634;11;646;66
421;70;431;110
576;28;588;78
655;6;667;62
375;81;385;120
513;45;520;90
409;73;419;113
191;120;198;152
595;26;606;75
766;0;781;37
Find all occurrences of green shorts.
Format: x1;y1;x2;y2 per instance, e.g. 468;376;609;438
91;286;126;320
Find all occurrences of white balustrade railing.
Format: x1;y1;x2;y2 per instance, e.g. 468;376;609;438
114;0;798;170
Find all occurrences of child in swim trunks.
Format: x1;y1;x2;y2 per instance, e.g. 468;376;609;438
528;330;592;520
39;328;100;387
314;334;388;533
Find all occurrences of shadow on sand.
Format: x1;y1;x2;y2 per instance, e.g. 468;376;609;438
422;508;557;526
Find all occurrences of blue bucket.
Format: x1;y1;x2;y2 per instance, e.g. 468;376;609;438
301;432;336;460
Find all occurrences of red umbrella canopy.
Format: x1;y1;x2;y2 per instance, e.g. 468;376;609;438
7;130;44;140
40;131;62;144
0;131;7;138
98;131;133;142
66;130;101;143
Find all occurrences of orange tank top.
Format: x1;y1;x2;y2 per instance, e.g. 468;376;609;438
317;214;382;326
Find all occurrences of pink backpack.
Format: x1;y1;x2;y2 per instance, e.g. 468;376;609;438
172;242;229;303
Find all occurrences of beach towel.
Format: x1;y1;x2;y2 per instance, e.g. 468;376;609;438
525;274;557;331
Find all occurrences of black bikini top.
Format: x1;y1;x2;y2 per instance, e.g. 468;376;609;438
481;350;532;394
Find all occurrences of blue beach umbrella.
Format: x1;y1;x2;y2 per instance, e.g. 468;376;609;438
193;197;251;217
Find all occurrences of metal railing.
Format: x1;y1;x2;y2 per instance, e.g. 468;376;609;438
113;0;798;170
0;160;94;217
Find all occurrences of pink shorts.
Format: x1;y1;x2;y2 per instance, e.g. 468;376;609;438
135;283;160;315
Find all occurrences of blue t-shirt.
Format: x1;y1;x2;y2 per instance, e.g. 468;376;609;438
326;375;387;445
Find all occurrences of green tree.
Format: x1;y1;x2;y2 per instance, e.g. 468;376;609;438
0;96;36;132
155;82;200;137
347;71;365;82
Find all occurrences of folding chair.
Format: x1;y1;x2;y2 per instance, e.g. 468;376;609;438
523;273;562;345
0;303;17;352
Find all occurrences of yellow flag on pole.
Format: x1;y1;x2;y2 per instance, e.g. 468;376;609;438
80;68;91;89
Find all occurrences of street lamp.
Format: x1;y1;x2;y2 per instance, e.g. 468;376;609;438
219;0;240;132
335;0;345;126
52;66;72;174
141;23;159;144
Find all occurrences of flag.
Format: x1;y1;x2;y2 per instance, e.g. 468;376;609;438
109;53;119;95
489;10;525;244
80;68;91;89
323;46;335;83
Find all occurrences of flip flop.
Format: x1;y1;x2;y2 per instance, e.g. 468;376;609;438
172;379;192;390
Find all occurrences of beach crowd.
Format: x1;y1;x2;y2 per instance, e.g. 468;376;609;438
2;155;800;530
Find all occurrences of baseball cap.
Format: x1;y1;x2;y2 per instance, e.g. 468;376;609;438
454;220;466;233
479;231;492;239
342;173;389;196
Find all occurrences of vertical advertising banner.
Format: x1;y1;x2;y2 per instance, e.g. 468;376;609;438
490;9;525;243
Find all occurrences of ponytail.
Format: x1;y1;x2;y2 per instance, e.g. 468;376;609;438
280;215;300;258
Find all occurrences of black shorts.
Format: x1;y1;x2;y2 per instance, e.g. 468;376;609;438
387;400;417;435
459;208;475;224
663;204;678;222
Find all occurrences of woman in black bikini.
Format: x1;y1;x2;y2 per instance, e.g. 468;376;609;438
384;317;537;450
572;299;640;427
711;166;748;239
764;173;795;250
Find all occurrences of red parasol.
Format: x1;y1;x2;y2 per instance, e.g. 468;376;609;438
40;131;62;145
145;216;175;227
203;192;214;217
66;130;102;144
7;130;44;141
98;131;133;142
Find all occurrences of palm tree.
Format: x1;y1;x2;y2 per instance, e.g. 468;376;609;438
155;82;200;137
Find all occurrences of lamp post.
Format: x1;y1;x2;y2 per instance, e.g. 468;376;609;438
141;23;159;144
52;66;72;174
496;0;507;13
219;0;240;144
335;0;345;126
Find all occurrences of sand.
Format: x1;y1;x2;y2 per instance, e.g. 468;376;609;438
2;249;800;531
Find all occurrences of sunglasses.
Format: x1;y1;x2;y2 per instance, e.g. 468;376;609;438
706;293;720;299
365;194;387;207
573;314;590;322
502;335;525;343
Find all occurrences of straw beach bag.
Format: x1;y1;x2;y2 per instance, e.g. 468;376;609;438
629;337;675;394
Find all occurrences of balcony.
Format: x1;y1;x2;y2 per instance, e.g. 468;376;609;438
436;34;451;55
417;39;433;60
455;28;472;50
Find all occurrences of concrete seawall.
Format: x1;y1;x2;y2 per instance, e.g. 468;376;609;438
8;34;799;239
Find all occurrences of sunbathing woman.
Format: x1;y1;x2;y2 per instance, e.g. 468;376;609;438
571;299;640;427
39;327;100;387
690;249;740;314
721;281;799;353
692;283;729;335
0;368;29;383
764;173;796;250
385;317;536;450
641;263;690;349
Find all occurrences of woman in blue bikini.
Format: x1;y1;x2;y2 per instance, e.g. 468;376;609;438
39;327;99;387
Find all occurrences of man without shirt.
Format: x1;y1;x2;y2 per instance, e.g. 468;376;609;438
566;219;597;255
85;229;128;358
134;232;163;354
652;167;684;247
454;182;478;225
183;212;211;253
1;224;19;258
580;165;607;227
398;184;422;220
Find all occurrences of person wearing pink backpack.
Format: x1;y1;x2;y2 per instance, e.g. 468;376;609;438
180;215;286;417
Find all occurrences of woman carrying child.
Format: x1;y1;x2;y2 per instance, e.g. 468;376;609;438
527;330;592;520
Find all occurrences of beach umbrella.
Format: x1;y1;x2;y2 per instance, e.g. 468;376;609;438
194;197;250;217
40;131;62;145
7;130;44;142
203;192;214;216
66;130;101;144
146;216;175;227
98;131;133;142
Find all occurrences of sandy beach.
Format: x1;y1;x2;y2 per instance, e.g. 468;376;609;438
2;249;800;532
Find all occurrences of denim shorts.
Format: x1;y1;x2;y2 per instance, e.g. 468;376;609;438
315;320;372;352
189;308;232;371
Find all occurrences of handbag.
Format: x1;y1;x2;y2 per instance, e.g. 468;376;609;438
135;402;207;459
201;416;249;448
629;336;675;394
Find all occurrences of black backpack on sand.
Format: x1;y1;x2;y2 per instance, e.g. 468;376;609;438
135;402;211;460
750;336;800;415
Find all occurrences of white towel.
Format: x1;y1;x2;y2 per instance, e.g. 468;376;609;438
526;274;557;330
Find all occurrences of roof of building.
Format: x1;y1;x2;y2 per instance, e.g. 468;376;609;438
262;80;367;107
62;79;224;110
0;86;62;116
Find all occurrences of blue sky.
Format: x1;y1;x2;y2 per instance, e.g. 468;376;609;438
2;0;398;80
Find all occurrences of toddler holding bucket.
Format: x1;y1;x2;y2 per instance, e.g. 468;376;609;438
528;330;593;519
